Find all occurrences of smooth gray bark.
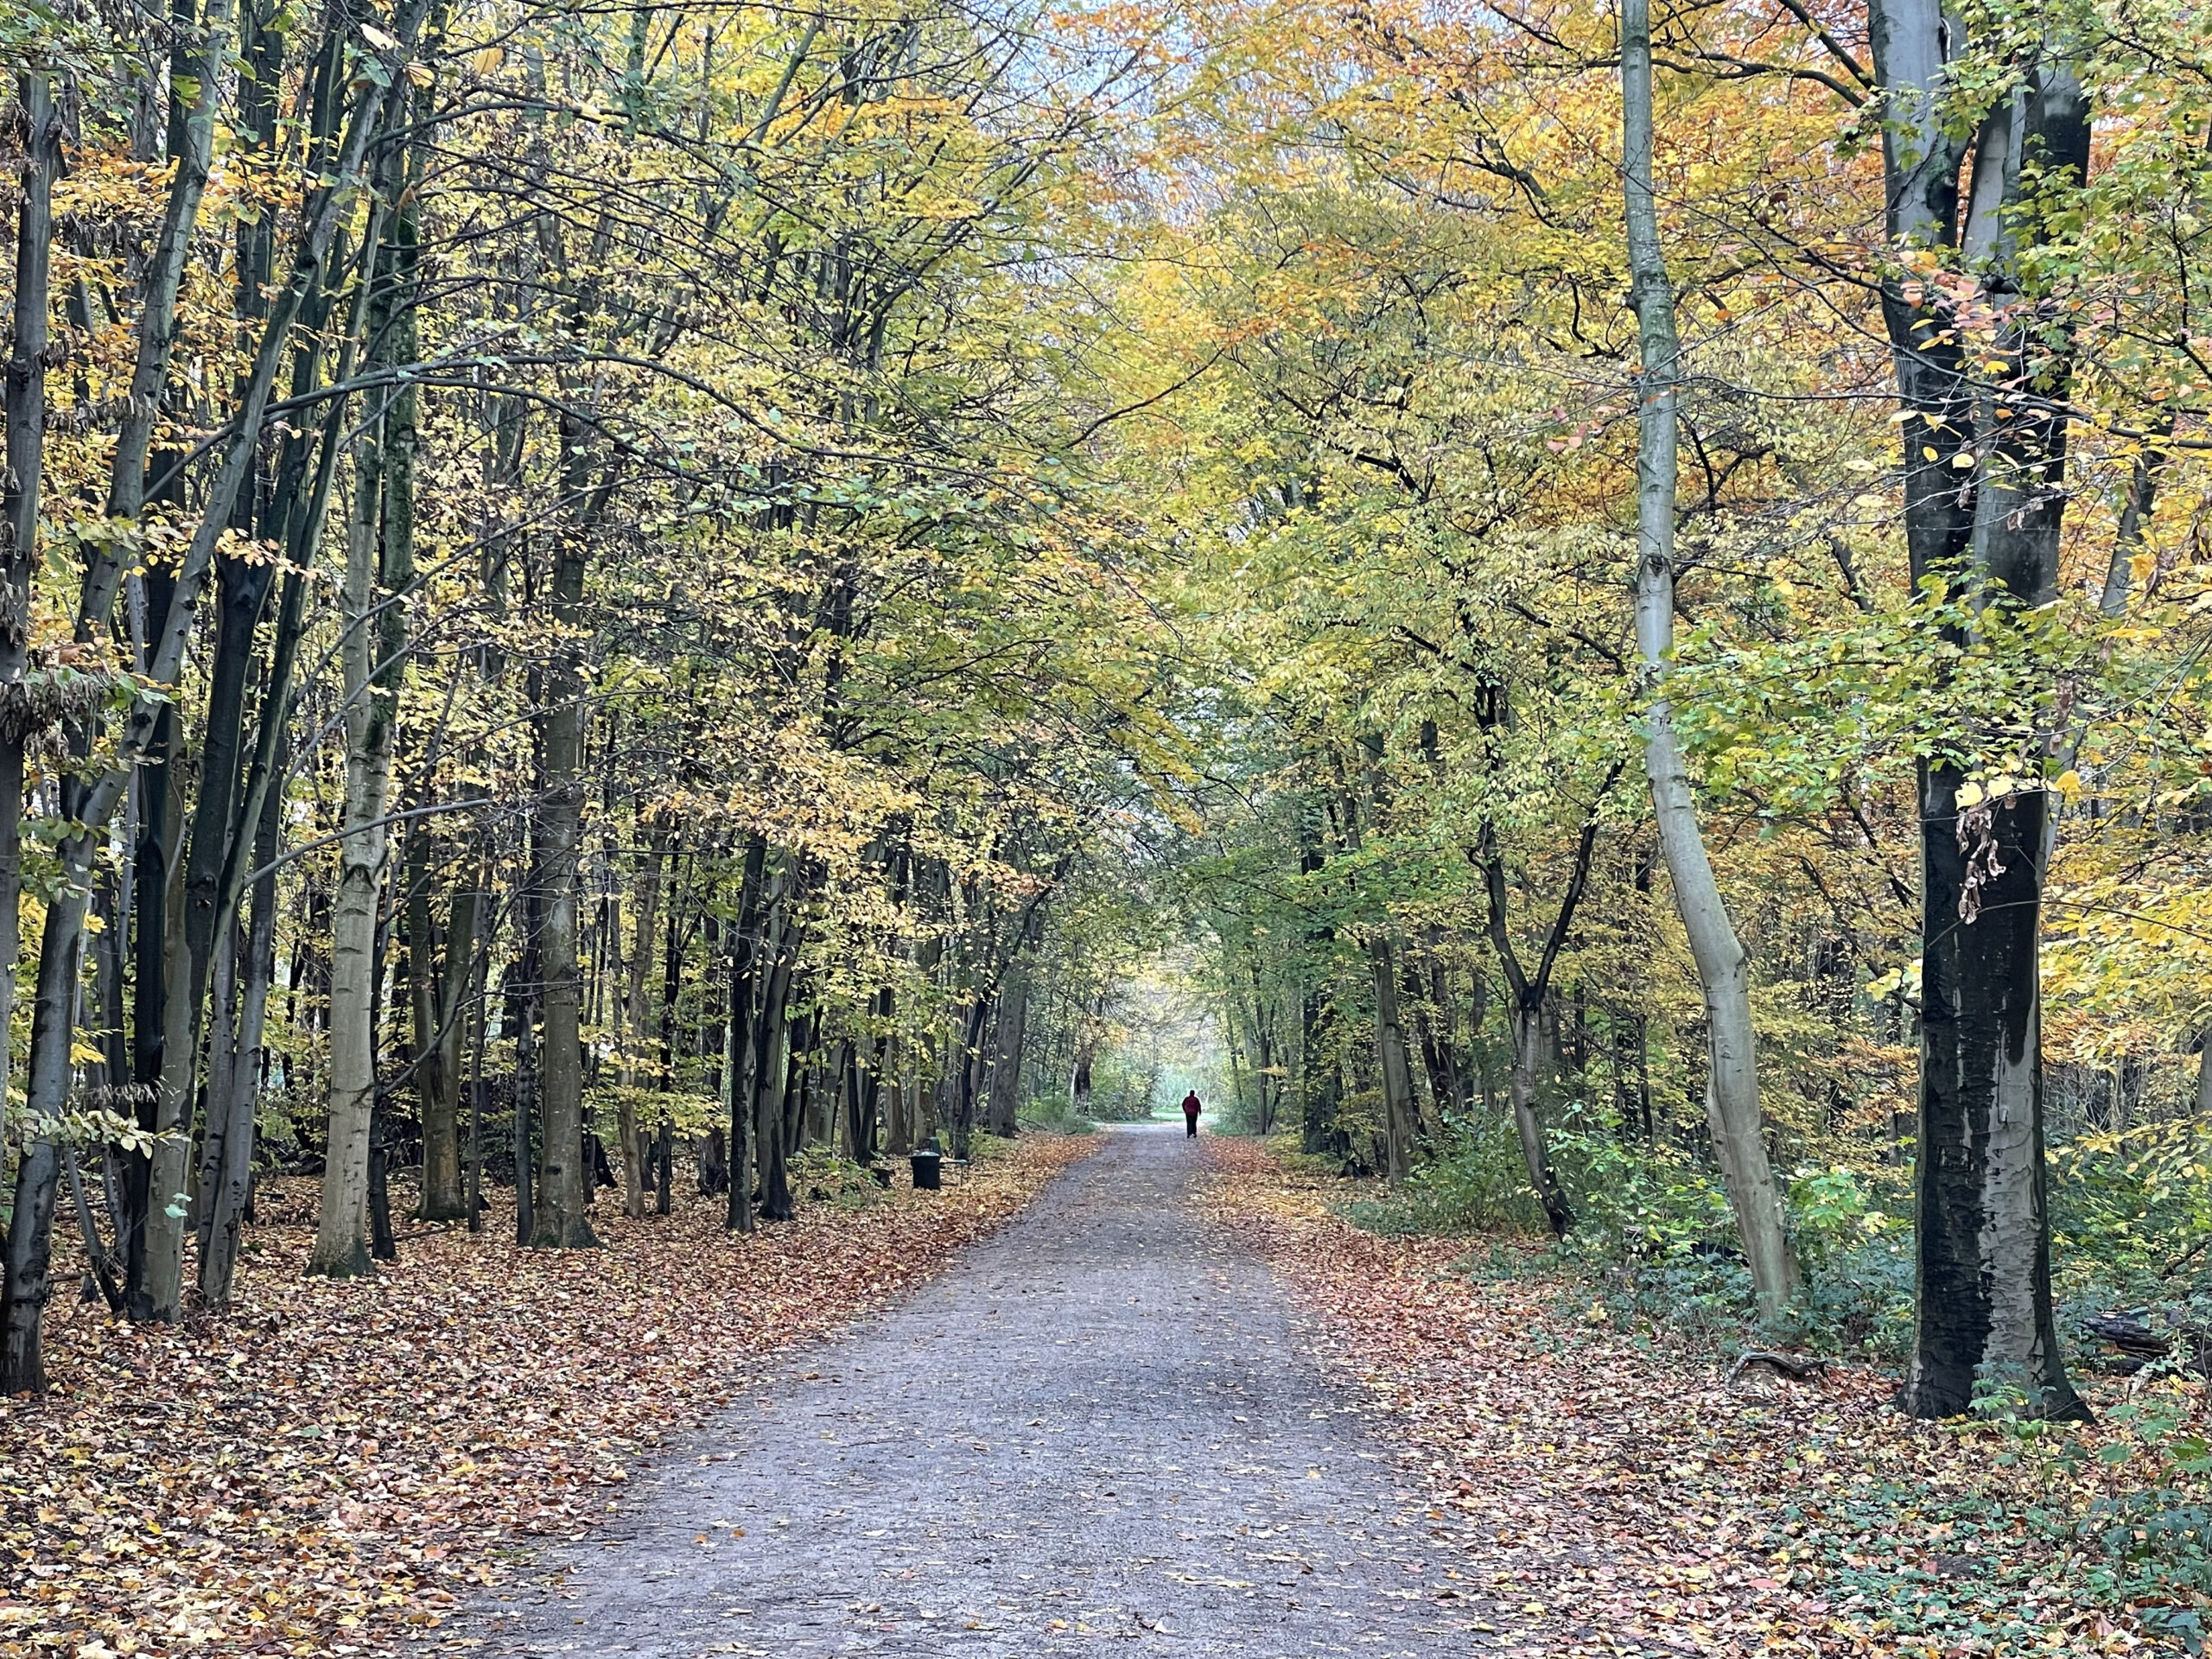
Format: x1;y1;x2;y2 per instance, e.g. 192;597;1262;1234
1621;0;1801;1319
1866;0;2088;1420
1367;942;1416;1184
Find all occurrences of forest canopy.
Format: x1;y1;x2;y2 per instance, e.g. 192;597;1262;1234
1;0;2209;1491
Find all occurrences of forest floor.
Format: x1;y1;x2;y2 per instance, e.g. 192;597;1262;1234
0;1134;1094;1659
13;1129;2198;1659
1201;1135;2202;1658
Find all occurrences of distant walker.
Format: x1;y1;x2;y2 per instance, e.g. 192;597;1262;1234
1181;1090;1201;1138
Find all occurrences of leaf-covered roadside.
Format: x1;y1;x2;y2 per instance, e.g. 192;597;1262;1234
1201;1136;2206;1657
1;1136;1095;1659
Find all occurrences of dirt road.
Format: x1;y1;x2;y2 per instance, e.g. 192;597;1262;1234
470;1124;1497;1657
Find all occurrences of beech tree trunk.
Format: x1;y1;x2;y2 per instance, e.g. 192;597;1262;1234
750;896;798;1222
722;836;767;1231
616;824;670;1217
1867;0;2088;1421
412;865;479;1223
987;960;1029;1137
1368;942;1416;1184
0;68;57;1152
199;811;278;1305
1621;0;1802;1319
1507;1007;1569;1236
531;635;598;1249
311;399;397;1279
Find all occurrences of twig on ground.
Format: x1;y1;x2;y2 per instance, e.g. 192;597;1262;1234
1725;1349;1831;1387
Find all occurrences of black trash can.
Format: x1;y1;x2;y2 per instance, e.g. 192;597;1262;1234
910;1150;942;1191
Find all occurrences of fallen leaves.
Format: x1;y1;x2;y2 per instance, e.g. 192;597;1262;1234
1200;1136;2205;1657
1;1136;1094;1658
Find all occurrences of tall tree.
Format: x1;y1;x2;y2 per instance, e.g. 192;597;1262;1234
1867;0;2089;1421
1619;0;1802;1319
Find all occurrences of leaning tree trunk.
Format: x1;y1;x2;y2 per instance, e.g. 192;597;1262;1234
1621;0;1801;1320
199;785;281;1306
1506;1006;1572;1237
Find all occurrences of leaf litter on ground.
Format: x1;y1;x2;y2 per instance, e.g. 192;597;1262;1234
1199;1135;2207;1658
1;1135;1096;1658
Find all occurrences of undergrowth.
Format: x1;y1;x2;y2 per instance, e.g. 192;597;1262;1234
1321;1107;2212;1646
1019;1091;1100;1135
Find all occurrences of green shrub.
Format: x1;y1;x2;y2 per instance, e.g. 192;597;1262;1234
1339;1115;1546;1236
1018;1091;1098;1135
788;1143;885;1208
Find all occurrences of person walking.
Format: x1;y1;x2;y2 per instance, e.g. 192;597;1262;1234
1181;1090;1202;1138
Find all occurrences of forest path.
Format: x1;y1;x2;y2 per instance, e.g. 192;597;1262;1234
466;1123;1503;1658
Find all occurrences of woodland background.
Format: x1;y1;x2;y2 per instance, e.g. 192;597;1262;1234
1;0;2210;1647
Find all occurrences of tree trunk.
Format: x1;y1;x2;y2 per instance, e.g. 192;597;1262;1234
617;824;670;1217
1622;0;1801;1319
0;883;86;1390
199;805;278;1305
310;340;402;1279
414;868;478;1223
512;946;537;1244
721;836;767;1230
1866;0;2089;1421
1368;942;1416;1184
1508;1007;1571;1236
987;961;1029;1137
0;68;59;1154
121;696;181;1313
750;899;798;1222
1;1132;62;1393
1300;989;1340;1158
531;674;597;1249
142;746;195;1319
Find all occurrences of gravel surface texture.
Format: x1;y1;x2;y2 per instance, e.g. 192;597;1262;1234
468;1123;1491;1657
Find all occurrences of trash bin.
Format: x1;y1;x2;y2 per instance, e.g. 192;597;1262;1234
910;1151;942;1191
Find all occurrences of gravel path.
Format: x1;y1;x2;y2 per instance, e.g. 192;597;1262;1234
468;1124;1494;1658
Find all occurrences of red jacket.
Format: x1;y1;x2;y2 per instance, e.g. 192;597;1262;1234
1181;1094;1201;1117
